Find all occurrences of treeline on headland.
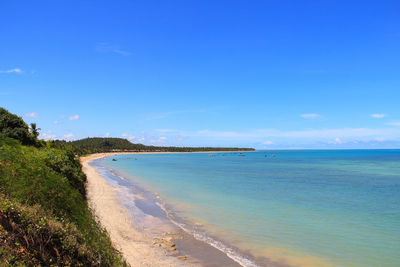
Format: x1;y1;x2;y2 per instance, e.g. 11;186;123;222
52;137;255;154
0;108;127;266
0;106;253;265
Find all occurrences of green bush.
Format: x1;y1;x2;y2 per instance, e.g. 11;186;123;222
0;108;37;146
0;194;124;266
0;135;127;266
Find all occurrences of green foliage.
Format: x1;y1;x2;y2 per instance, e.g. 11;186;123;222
0;107;36;146
69;137;255;154
0;135;127;266
0;106;252;266
0;140;82;220
30;122;41;139
0;194;124;266
42;147;87;197
71;137;146;153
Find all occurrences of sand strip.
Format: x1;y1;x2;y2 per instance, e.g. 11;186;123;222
81;153;197;266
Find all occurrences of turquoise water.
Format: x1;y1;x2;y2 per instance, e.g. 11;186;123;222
100;150;400;267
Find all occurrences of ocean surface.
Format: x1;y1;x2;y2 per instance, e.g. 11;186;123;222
96;150;400;267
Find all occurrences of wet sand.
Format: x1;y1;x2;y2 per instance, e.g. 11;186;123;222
81;153;242;267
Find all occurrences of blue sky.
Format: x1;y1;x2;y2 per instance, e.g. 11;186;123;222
1;0;400;148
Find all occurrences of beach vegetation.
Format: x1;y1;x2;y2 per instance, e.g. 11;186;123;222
0;107;37;146
0;108;127;266
66;137;255;154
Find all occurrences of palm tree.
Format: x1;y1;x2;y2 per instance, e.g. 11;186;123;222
30;123;41;139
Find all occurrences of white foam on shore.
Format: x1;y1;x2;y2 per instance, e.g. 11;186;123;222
157;201;260;267
94;158;260;267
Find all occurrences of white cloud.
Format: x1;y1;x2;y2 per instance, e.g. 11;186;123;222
300;113;320;119
53;120;61;125
386;121;400;127
63;133;75;141
122;133;135;141
24;112;39;118
104;132;110;137
0;68;22;74
95;43;131;56
40;132;57;140
334;138;343;144
192;127;400;143
69;115;79;120
128;126;400;148
262;140;274;145
371;113;386;119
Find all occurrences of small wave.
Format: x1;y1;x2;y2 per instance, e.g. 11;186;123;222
94;160;260;267
156;202;260;267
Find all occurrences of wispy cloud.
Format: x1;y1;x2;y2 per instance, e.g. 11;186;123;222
0;68;22;74
24;112;39;118
371;113;386;119
137;124;400;148
189;127;400;145
300;113;320;119
63;133;75;141
68;115;79;120
95;43;131;56
53;120;61;125
104;132;110;137
262;140;273;145
333;137;343;144
386;121;400;127
122;133;135;141
40;132;57;140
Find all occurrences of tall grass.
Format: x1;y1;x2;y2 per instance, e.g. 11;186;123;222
0;135;127;266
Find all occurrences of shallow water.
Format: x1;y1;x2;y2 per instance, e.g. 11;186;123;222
99;150;400;267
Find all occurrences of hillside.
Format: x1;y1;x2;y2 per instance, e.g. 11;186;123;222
0;108;126;266
66;137;255;154
0;106;253;265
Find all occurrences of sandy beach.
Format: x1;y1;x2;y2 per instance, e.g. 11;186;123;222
81;153;241;267
82;153;195;266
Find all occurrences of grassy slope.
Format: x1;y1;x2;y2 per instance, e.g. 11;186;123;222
0;136;127;266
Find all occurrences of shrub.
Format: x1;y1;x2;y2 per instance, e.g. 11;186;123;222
0;136;127;266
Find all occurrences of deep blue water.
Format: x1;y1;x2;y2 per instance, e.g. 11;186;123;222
100;150;400;267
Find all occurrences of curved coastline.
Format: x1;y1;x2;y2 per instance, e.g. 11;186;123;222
81;152;248;267
82;153;193;266
98;163;264;267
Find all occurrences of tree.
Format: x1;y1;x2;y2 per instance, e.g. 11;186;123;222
0;107;36;145
30;123;41;139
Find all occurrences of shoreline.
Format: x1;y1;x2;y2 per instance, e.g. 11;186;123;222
82;153;191;266
81;153;243;266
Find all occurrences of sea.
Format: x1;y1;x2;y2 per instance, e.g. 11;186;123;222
92;150;400;267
